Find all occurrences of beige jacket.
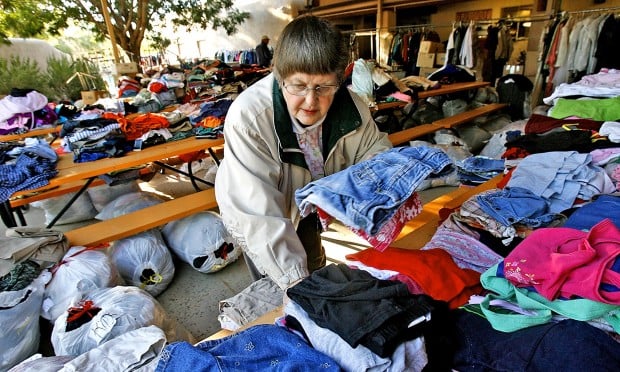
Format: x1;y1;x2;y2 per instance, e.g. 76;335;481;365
215;74;392;289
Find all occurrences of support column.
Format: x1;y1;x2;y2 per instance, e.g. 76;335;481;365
377;8;396;68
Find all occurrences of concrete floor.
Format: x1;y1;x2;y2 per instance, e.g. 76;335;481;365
3;160;453;346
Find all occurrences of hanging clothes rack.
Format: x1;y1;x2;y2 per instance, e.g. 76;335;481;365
562;5;620;15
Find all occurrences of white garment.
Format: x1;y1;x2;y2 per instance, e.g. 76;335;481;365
459;22;475;68
60;326;166;372
573;16;595;72
0;90;48;122
600;121;620;143
566;18;585;72
543;70;620;105
444;26;455;67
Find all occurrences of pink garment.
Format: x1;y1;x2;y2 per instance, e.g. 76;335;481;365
316;192;422;252
580;68;620;86
387;91;412;103
590;147;620;165
503;219;620;304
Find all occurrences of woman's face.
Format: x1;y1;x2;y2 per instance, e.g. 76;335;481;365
281;72;339;126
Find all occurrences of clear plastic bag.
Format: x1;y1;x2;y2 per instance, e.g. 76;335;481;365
162;211;240;273
51;286;195;356
1;270;51;370
109;230;175;297
95;191;164;221
42;246;123;322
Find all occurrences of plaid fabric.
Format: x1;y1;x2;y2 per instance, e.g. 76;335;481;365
0;152;57;203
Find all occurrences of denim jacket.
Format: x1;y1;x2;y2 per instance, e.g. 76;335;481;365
295;146;452;235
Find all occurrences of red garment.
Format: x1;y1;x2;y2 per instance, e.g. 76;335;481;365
501;147;530;160
524;114;603;135
496;167;514;189
503;219;620;304
346;247;482;309
148;81;168;93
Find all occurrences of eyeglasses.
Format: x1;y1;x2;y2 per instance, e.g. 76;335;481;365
282;82;339;97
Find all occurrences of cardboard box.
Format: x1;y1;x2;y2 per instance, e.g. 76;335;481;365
419;41;444;54
418;67;437;78
114;62;139;75
416;52;436;68
80;90;109;104
435;53;447;66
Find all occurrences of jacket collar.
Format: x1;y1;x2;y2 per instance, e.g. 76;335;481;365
272;79;362;168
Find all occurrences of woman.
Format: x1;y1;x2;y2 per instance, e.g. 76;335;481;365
215;15;392;289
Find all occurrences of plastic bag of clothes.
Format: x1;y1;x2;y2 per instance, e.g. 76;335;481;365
9;326;166;372
87;181;141;212
42;246;123;322
350;58;375;105
109;230;175;297
31;191;98;225
442;98;468;117
6;354;74;372
51;286;195;356
95;191;164;220
1;267;51;370
162;211;240;273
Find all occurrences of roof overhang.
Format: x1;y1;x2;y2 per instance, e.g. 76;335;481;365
300;0;456;19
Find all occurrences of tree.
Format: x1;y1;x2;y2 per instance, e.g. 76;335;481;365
0;1;67;42
1;0;250;62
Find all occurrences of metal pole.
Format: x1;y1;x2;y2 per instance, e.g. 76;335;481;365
376;0;382;64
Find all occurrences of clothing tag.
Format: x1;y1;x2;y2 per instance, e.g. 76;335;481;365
90;313;117;344
407;312;431;328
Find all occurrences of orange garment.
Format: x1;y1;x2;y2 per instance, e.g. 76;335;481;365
198;116;223;128
103;112;170;140
346;247;482;309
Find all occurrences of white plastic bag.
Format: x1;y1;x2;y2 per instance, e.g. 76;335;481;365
162;211;240;273
42;246;123;322
87;181;141;212
1;270;51;371
109;230;175;297
351;58;375;105
31;192;98;225
6;354;74;372
51;286;195;356
95;191;164;221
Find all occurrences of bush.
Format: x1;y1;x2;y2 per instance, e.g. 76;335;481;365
0;56;45;95
0;55;107;101
44;57;106;101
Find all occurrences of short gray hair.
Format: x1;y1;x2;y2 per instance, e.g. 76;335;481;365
272;15;349;84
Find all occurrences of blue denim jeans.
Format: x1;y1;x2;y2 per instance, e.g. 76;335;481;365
476;186;561;228
295;146;452;235
459;156;505;173
155;324;341;371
